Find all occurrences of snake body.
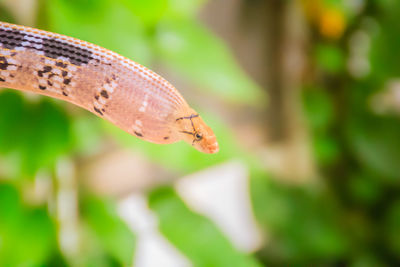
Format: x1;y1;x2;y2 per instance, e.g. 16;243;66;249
0;21;218;153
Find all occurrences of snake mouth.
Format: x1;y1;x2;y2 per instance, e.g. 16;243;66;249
206;141;219;154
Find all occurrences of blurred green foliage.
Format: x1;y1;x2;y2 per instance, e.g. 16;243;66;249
0;184;58;266
251;172;348;264
0;0;400;266
149;187;261;267
80;195;136;266
0;91;72;177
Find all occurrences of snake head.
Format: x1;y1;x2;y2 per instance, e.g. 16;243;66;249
175;110;219;154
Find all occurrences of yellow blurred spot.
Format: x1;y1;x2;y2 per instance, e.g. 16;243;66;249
319;8;346;39
300;0;347;39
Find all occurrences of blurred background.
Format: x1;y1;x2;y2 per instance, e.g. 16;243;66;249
0;0;400;266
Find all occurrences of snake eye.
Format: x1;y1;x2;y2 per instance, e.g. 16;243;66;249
195;132;203;141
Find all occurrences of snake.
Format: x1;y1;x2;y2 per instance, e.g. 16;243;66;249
0;21;218;154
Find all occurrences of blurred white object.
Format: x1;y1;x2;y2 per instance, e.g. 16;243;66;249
118;194;192;267
84;149;170;196
175;160;263;252
118;160;264;266
371;79;400;115
3;0;37;26
56;158;80;257
348;30;371;78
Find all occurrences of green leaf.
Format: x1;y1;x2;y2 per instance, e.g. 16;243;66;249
347;172;383;206
302;88;334;131
315;43;344;73
370;1;400;83
313;135;340;165
155;18;264;104
0;91;25;153
47;0;152;64
165;0;207;19
0;91;72;177
0;183;22;228
148;187;262;267
0;183;57;266
19;99;72;176
250;172;348;263
118;0;168;25
384;199;400;256
71;114;104;157
119;0;207;24
347;113;400;180
82;195;136;266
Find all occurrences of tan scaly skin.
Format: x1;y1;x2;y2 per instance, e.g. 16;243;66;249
0;21;218;154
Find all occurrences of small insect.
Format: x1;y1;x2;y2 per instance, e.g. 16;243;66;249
0;21;218;153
